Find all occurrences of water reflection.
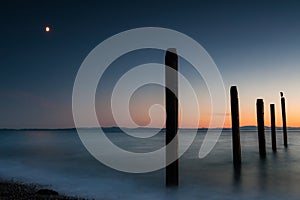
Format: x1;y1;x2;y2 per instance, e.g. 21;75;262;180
258;158;267;192
232;165;242;191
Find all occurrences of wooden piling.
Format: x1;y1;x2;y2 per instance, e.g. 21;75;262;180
165;48;178;187
256;99;266;158
230;86;242;168
280;92;288;148
270;104;277;152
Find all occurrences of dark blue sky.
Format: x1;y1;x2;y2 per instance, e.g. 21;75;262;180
1;0;300;128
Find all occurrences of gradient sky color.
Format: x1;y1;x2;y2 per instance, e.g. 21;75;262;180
1;0;300;128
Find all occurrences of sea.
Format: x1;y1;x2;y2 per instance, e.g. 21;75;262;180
0;129;300;200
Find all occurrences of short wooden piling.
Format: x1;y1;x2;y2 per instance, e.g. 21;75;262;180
230;86;242;168
165;48;178;187
280;92;288;148
256;99;266;158
270;104;277;152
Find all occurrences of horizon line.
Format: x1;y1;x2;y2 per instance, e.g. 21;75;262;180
1;125;300;131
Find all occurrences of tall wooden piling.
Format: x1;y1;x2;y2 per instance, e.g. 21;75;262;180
230;86;242;168
165;48;178;187
280;92;288;148
256;99;266;158
270;104;277;152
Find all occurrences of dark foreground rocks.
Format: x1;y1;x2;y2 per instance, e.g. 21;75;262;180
36;189;59;196
0;180;86;200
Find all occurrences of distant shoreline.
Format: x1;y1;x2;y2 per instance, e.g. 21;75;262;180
1;126;300;132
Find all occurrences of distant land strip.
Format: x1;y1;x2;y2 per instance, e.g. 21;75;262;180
1;126;300;132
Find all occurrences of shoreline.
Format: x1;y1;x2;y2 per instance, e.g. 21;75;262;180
0;178;87;200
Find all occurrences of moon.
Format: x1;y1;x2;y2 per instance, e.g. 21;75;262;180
45;26;50;32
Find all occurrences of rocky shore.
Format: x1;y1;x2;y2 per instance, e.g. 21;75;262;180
0;179;87;200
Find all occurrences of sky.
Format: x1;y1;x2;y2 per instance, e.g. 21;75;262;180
1;0;300;128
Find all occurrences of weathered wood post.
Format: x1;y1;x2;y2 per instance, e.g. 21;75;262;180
165;48;178;187
256;99;266;158
280;92;288;148
230;86;242;168
270;104;277;152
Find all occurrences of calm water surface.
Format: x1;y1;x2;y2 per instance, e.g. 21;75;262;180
0;129;300;199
